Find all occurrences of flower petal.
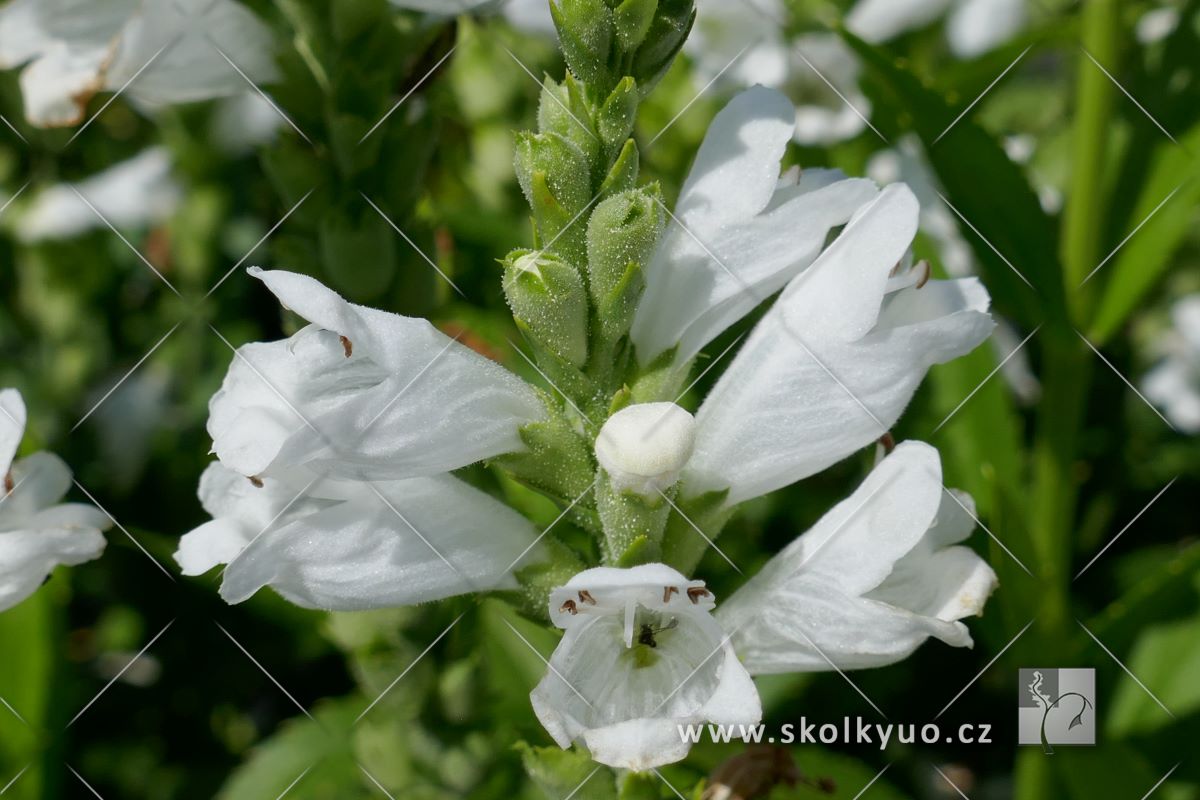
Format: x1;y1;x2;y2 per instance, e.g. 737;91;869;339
0;388;27;476
217;473;540;609
686;187;993;504
224;269;546;480
0;526;106;612
946;0;1027;58
845;0;952;42
1;452;73;524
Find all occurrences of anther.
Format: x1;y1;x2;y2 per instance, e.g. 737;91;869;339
578;590;596;605
3;471;13;495
340;335;353;358
560;599;578;615
878;432;896;453
663;586;679;603
687;587;711;604
248;475;264;488
915;259;930;289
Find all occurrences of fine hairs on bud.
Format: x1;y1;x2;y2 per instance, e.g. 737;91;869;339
594;402;696;497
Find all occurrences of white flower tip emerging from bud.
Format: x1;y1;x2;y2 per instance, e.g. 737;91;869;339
511;250;544;281
594;402;696;498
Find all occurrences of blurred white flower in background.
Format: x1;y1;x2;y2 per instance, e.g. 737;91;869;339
531;563;761;770
175;269;548;609
17;147;181;242
1143;295;1200;433
0;0;277;127
0;389;110;612
847;0;1029;58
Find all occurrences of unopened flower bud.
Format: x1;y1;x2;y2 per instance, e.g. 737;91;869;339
594;402;695;497
586;187;662;339
503;250;590;367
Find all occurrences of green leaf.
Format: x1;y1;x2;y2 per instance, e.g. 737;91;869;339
479;599;563;727
842;29;1066;329
1088;124;1200;344
1107;612;1200;737
217;699;363;800
518;742;617;800
0;591;55;800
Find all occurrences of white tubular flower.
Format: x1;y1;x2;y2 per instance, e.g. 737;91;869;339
0;0;277;127
594;403;696;498
1143;295;1200;433
18;148;181;242
174;463;541;610
207;268;546;482
846;0;1027;58
687;0;789;89
717;442;997;672
684;183;994;505
631;87;879;364
0;389;109;612
531;563;761;771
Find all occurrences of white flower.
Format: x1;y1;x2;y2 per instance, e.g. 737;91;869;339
846;0;1028;58
0;0;277;127
632;87;880;365
594;403;696;498
177;269;548;608
17;148;181;242
717;441;997;671
531;563;761;771
1143;295;1200;433
0;389;109;612
667;162;992;505
175;463;541;610
208;268;546;482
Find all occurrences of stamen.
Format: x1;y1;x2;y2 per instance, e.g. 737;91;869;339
578;590;596;605
3;471;13;495
623;598;637;648
687;587;711;604
915;259;931;289
340;335;353;358
248;475;264;488
878;432;896;453
560;599;578;615
663;586;679;603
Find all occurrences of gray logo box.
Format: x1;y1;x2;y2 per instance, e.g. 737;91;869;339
1018;668;1096;749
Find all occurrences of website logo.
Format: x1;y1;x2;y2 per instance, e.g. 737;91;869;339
1017;668;1095;752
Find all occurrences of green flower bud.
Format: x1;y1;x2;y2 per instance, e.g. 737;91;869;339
599;138;640;197
503;250;590;367
550;0;617;90
537;75;599;165
514;131;593;262
612;0;659;52
586;187;663;338
630;0;695;95
597;77;638;153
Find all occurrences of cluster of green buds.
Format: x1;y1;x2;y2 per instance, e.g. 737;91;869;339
498;0;696;579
